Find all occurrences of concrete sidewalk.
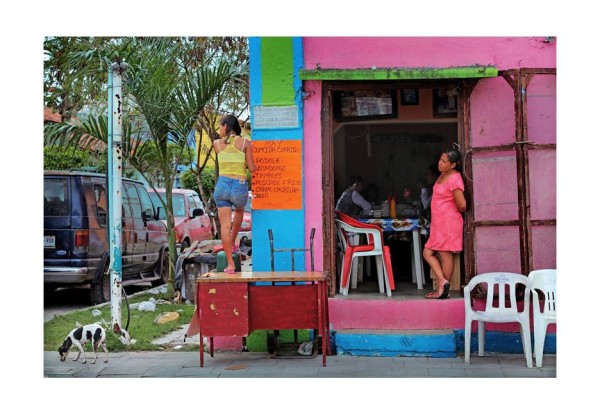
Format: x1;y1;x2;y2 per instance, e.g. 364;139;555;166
43;350;556;378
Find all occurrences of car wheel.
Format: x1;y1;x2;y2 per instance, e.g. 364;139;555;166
44;284;58;294
151;250;170;287
91;260;110;305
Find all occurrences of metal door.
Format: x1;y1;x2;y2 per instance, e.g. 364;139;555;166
461;69;557;281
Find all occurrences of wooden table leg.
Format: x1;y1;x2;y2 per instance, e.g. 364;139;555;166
196;287;204;367
319;281;328;367
199;332;204;367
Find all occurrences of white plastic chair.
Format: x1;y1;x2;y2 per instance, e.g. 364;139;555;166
334;220;348;285
335;221;366;288
335;219;393;296
464;272;533;368
529;269;556;368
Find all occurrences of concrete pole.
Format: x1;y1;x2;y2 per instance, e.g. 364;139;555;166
108;60;127;334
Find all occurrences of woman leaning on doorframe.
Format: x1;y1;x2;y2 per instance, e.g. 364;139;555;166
422;149;467;299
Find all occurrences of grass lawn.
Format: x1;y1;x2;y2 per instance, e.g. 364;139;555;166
44;288;198;352
45;287;311;354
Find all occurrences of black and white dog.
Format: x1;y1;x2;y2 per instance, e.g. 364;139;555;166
58;323;108;364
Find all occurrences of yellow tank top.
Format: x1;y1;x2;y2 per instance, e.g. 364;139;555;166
219;136;247;176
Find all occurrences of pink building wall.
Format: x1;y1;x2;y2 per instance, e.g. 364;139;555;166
302;37;556;273
304;80;325;270
302;37;555;71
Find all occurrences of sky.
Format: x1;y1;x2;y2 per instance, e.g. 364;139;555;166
2;1;599;413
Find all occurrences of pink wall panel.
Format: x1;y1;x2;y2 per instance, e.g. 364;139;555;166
303;81;324;271
328;298;465;330
475;226;521;274
472;151;519;221
528;149;556;220
303;37;556;71
531;225;557;270
470;77;515;147
526;74;557;145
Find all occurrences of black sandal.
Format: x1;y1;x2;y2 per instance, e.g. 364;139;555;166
439;282;450;299
424;282;450;299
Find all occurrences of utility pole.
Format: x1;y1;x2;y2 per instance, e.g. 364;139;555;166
108;59;128;334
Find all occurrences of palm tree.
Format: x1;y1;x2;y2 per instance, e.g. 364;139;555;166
44;37;245;294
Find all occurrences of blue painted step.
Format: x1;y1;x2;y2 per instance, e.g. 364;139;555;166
334;329;456;358
455;330;557;354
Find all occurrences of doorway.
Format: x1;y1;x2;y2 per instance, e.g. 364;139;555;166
323;81;463;294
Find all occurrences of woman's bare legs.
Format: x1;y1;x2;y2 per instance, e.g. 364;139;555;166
423;247;451;297
438;251;454;285
217;206;235;270
231;208;244;249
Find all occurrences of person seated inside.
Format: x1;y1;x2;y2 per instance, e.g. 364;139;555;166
419;163;439;221
335;175;372;217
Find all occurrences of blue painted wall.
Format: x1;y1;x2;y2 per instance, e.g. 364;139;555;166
249;37;307;271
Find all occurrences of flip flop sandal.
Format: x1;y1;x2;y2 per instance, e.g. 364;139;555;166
223;267;236;274
439;282;450;299
425;282;450;299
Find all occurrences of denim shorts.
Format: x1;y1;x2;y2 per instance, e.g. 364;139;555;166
214;176;249;209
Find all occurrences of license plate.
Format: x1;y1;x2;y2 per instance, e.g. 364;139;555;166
44;235;55;248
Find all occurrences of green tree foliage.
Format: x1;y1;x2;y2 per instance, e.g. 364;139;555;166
141;143;193;188
44;37;117;121
43;145;140;178
44;146;105;172
44;37;246;296
180;166;216;195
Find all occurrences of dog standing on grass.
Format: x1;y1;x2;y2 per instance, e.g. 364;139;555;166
58;323;108;364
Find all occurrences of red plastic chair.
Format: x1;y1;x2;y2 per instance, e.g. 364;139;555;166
335;212;394;296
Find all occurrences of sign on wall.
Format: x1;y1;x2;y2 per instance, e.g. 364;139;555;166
252;140;302;210
252;105;299;129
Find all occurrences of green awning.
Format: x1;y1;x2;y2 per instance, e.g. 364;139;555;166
299;66;497;81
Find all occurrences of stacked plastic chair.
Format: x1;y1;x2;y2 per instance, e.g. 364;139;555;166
528;269;556;368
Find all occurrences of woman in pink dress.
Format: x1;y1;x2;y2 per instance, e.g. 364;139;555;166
423;150;467;299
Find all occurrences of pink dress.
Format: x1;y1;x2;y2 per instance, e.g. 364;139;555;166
425;172;464;252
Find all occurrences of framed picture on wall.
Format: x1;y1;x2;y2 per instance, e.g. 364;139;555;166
433;87;459;117
333;89;398;121
400;89;419;106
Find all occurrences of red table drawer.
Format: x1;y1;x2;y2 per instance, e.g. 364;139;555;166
199;282;249;336
249;284;319;330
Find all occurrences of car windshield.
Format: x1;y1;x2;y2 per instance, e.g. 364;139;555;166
149;192;186;219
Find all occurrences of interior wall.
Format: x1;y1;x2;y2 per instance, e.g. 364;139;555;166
334;122;457;203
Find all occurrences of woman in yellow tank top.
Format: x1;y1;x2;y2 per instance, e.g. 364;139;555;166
213;115;257;273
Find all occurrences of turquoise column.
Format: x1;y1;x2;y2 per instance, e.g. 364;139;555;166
249;37;306;272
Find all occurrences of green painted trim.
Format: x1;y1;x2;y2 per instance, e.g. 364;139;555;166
299;66;498;80
261;37;295;105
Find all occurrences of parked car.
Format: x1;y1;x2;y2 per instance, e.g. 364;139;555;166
44;170;170;305
148;188;214;251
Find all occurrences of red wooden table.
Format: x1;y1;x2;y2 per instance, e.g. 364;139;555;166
188;271;330;367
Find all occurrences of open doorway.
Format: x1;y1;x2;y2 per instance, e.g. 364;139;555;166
326;83;462;293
